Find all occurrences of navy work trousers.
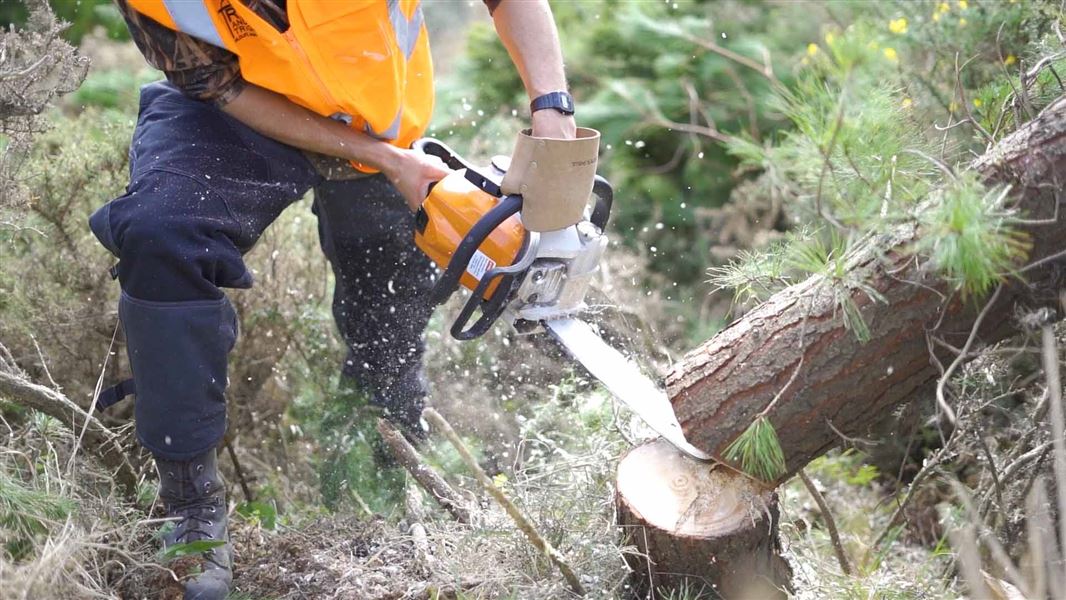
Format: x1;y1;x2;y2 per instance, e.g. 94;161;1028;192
89;82;435;460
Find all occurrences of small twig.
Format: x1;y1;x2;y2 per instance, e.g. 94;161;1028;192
423;408;586;596
798;469;852;576
902;148;957;181
348;488;374;517
813;75;850;231
0;368;136;495
678;31;780;86
1039;322;1066;560
376;418;471;524
934;284;1005;426
222;438;254;504
868;432;962;564
954;53;994;145
947;479;1031;597
974;434;1004;521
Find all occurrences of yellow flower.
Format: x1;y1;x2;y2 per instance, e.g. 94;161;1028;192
492;473;508;488
825;31;836;45
807;43;819;56
883;47;899;62
902;97;914;109
1004;54;1017;66
959;18;968;27
949;101;959;112
933;12;941;22
889;17;908;34
938;2;951;13
957;0;968;8
973;98;983;108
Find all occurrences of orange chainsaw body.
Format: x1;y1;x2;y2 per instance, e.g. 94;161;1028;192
414;170;525;298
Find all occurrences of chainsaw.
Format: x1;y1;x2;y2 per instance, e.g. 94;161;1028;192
412;138;710;462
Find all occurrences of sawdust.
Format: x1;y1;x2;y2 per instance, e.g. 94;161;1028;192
230;516;453;600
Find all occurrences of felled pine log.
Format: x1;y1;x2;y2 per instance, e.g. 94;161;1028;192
613;97;1066;598
667;96;1066;482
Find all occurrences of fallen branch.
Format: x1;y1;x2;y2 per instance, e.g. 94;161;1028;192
0;368;136;494
1039;320;1066;563
422;408;587;597
376;418;471;524
798;469;852;576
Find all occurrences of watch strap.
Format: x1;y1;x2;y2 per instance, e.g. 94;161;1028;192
530;91;575;116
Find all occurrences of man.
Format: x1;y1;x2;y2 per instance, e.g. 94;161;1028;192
90;1;578;597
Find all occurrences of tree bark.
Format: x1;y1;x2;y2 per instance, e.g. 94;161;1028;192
666;96;1066;482
617;439;791;599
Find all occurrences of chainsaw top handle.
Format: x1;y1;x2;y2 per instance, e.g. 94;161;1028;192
412;137;613;233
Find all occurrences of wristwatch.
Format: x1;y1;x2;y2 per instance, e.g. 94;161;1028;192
530;91;575;116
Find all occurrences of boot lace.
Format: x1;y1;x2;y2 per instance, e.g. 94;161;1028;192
165;471;225;568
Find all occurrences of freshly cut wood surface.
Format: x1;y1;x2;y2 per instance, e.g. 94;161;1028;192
616;439;791;599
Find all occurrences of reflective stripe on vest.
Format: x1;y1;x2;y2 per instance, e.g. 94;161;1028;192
388;0;424;59
161;0;225;48
365;107;403;140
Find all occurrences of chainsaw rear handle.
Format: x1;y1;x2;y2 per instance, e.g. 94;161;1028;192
413;138;502;198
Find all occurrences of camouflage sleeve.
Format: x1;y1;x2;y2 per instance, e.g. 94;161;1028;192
114;0;246;106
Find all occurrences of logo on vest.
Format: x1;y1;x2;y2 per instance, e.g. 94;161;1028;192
218;0;256;42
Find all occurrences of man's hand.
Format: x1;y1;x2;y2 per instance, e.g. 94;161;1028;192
531;110;577;140
383;149;452;212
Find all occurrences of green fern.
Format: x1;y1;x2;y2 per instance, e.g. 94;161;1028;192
723;415;787;483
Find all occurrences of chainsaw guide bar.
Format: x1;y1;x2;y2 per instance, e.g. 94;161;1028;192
545;318;713;462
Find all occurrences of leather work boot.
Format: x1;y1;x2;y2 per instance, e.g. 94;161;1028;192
156;449;233;600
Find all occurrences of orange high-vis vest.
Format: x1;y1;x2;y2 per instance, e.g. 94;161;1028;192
127;0;434;172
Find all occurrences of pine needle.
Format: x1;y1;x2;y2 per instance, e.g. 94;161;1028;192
723;415;787;482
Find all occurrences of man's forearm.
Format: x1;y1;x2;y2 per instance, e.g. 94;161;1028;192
492;0;567;98
221;83;402;172
492;1;575;139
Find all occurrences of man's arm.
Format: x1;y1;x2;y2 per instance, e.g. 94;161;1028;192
490;0;577;140
220;85;448;210
116;0;447;211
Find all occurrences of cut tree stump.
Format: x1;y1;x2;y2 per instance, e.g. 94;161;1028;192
666;96;1066;482
616;439;791;599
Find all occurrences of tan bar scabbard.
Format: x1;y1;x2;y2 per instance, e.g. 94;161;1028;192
501;127;601;232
